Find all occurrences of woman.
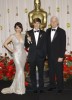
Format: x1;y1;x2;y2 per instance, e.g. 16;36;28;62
1;22;27;95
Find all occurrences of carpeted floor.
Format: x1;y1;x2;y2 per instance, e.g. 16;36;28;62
0;80;72;100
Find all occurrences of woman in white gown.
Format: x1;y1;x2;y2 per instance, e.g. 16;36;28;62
1;22;27;95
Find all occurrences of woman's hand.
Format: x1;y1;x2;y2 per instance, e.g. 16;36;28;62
11;49;14;53
12;49;17;53
27;34;31;42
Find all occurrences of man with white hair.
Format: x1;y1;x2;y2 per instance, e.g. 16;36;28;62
46;16;66;93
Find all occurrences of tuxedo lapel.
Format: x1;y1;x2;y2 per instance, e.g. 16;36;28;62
31;29;36;46
37;30;42;46
48;29;51;43
52;27;59;42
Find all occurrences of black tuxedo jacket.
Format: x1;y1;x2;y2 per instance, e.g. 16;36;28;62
46;27;66;61
25;29;47;62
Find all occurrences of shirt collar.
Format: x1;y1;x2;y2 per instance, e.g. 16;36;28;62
52;26;58;30
33;28;40;31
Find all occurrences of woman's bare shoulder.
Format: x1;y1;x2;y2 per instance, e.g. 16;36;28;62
9;33;15;39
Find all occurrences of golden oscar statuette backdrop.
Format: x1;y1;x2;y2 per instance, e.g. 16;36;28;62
28;0;47;30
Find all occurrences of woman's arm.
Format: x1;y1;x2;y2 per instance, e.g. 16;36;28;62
3;35;13;53
24;32;32;48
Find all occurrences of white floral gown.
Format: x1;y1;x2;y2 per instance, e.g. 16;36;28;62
1;34;27;95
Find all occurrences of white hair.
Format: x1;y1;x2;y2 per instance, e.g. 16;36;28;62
50;16;59;25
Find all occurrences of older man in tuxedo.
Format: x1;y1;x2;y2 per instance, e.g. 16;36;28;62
46;16;66;93
25;18;47;93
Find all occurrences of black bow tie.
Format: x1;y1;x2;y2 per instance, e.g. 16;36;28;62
34;30;40;33
51;29;56;31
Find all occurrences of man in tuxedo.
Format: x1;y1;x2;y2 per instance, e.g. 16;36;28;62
25;18;47;93
46;16;66;93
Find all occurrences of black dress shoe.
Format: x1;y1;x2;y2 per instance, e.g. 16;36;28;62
33;90;38;93
39;90;45;93
47;87;56;91
57;90;63;93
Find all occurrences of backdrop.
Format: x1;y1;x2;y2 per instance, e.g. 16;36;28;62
0;0;72;57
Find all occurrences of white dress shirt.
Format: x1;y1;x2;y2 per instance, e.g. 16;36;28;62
51;27;58;42
34;29;40;45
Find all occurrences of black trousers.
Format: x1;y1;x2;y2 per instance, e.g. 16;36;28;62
48;58;64;90
29;59;44;90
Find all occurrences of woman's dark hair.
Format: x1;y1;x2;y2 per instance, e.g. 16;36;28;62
14;22;23;32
